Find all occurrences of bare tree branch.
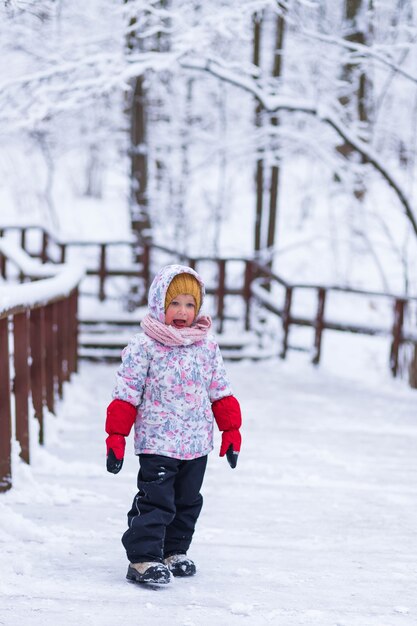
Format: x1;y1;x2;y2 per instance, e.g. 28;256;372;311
298;28;417;86
180;55;417;239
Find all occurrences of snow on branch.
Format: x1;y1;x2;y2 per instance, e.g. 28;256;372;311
298;28;417;86
180;55;417;239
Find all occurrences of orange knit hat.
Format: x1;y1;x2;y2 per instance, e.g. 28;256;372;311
165;273;202;313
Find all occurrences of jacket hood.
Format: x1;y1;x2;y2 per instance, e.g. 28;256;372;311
148;264;205;323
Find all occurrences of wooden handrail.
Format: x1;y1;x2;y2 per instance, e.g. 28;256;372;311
250;259;417;302
2;225;417;380
0;240;84;492
0;225;138;303
249;271;416;376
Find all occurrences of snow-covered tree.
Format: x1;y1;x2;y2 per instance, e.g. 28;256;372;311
2;0;417;295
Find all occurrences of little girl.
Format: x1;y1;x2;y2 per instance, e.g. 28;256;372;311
105;264;242;585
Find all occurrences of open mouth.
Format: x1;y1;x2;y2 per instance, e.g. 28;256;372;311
172;319;187;328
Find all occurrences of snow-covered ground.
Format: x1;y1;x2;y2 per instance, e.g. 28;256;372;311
1;352;417;626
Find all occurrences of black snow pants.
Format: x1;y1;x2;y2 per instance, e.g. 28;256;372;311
122;453;207;563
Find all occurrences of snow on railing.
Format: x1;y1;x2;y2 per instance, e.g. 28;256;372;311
0;238;63;277
0;239;85;315
0;239;85;493
0;225;138;303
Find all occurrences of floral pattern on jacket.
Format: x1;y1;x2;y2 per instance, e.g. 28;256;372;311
112;264;233;460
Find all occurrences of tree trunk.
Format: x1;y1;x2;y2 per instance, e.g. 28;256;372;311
125;0;171;301
129;74;150;241
125;5;151;268
339;0;373;160
253;12;264;254
267;12;286;253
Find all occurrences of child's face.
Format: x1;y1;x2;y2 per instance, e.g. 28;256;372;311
165;293;197;328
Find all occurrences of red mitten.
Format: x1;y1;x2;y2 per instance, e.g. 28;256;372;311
220;429;242;457
105;399;137;474
105;434;126;460
212;395;242;468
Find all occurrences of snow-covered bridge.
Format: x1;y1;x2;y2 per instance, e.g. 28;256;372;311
1;230;417;624
1;356;417;626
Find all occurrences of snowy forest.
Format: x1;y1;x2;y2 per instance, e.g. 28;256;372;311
3;3;417;623
2;0;417;380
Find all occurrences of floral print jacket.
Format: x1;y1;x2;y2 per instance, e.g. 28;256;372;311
112;264;233;460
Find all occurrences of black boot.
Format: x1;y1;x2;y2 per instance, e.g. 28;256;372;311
127;562;171;584
164;553;196;577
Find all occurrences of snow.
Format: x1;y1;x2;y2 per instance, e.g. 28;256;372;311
0;239;61;278
1;353;417;626
0;241;85;315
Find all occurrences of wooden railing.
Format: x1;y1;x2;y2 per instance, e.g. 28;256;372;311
136;244;417;379
2;227;416;493
0;225;139;303
1;225;417;382
249;261;417;379
0;227;251;332
0;240;84;492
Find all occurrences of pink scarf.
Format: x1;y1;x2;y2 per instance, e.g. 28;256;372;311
141;313;212;346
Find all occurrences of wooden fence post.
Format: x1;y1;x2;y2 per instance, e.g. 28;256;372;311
312;287;326;365
99;244;106;301
0;317;12;492
41;230;49;263
55;298;70;387
63;298;71;382
69;289;79;375
30;307;45;444
243;261;253;331
0;250;6;279
13;311;31;463
390;298;406;377
217;259;226;333
60;244;67;264
408;346;417;389
280;286;293;359
142;240;151;302
44;304;56;414
20;228;27;253
56;301;65;399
